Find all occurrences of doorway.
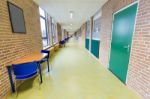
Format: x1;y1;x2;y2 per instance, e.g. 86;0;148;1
109;2;138;83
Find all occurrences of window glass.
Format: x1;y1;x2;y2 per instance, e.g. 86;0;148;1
86;21;91;39
39;7;46;17
40;18;47;38
39;7;59;47
40;17;48;47
51;21;58;44
92;17;101;40
39;7;49;48
48;17;53;46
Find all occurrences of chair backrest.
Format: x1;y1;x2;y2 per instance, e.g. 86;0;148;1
41;50;50;58
60;40;65;44
12;61;38;76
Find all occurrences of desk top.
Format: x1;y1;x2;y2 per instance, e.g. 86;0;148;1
8;53;48;66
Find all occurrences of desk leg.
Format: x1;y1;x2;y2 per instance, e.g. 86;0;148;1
7;67;15;93
47;59;50;72
38;63;43;83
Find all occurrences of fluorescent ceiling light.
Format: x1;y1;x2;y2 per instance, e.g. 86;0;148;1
70;11;74;19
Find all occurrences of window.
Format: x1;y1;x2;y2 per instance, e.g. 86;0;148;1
86;20;91;39
39;7;59;47
51;19;58;44
47;16;53;46
39;7;46;17
39;7;49;48
92;17;101;40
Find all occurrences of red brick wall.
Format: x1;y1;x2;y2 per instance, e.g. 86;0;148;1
99;0;113;67
128;0;150;99
99;0;150;98
0;0;42;98
99;0;134;67
79;23;86;47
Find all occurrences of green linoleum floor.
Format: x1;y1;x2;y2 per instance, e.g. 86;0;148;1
7;38;141;99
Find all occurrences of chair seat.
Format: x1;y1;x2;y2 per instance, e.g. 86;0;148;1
16;71;37;80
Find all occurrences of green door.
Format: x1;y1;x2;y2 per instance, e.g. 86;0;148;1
109;3;138;83
91;40;100;58
85;38;89;50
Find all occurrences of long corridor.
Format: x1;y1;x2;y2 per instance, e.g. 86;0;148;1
8;38;140;99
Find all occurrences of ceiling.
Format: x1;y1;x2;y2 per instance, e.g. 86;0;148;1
33;0;108;33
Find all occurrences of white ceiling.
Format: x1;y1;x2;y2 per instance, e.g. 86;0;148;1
33;0;108;32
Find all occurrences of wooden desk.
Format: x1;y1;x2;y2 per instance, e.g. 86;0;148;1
7;53;49;93
11;53;48;65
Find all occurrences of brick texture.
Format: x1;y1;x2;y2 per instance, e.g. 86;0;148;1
99;0;135;67
79;23;86;47
99;0;150;98
0;0;42;98
128;0;150;99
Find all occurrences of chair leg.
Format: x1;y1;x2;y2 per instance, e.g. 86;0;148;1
37;74;41;90
7;67;15;93
15;81;18;97
38;63;43;83
47;59;50;72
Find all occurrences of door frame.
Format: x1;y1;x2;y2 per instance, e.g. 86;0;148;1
108;1;139;84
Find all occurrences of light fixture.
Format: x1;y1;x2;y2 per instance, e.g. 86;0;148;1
70;11;74;19
70;24;73;26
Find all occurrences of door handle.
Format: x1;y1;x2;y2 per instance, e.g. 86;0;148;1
123;45;130;52
124;45;130;48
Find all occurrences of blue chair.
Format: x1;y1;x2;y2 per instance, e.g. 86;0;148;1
12;61;40;95
59;40;65;47
41;50;50;72
41;50;50;58
66;37;69;42
65;38;67;42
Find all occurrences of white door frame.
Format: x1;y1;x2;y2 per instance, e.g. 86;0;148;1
108;1;139;84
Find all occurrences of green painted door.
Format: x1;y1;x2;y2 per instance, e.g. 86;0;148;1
109;3;138;83
91;40;100;58
85;38;89;50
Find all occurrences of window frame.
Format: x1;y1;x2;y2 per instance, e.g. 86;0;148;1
51;19;58;44
39;7;49;49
